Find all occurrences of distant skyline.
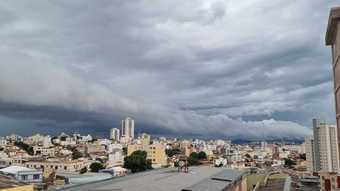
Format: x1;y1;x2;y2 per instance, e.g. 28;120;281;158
0;1;339;139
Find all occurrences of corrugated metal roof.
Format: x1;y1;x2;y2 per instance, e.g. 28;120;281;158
182;169;245;191
0;166;36;174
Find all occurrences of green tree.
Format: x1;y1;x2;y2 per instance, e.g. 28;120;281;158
188;156;200;166
79;167;87;174
244;153;251;159
89;162;104;172
72;149;83;160
299;153;306;160
284;158;296;168
165;148;182;157
14;141;34;155
189;152;199;159
124;150;152;173
198;151;207;160
188;152;200;166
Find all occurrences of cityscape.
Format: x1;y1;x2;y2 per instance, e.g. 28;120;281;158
1;1;340;191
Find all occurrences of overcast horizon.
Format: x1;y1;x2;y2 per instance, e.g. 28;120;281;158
0;1;339;140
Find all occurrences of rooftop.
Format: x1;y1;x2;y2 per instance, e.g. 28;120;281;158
258;173;288;191
62;166;246;191
0;175;29;189
0;166;38;174
326;6;340;45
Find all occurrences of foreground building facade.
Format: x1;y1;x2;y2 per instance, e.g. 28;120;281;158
322;6;340;191
313;119;339;172
326;6;340;168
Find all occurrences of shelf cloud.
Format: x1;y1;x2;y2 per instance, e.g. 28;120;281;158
0;0;338;139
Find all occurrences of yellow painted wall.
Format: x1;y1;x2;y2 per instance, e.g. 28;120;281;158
246;174;266;191
0;185;34;191
127;144;167;166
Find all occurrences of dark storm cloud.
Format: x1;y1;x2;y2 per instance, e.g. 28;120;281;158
0;0;338;139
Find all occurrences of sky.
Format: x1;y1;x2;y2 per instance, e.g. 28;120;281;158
0;0;339;140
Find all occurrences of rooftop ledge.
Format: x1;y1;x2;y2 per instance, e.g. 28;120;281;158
326;6;340;45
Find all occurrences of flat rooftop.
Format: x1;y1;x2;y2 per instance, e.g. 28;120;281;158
0;175;28;189
62;166;245;191
258;173;288;191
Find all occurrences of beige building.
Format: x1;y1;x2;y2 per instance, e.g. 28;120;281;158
312;119;339;172
326;6;340;169
319;172;340;191
86;143;106;154
127;134;167;168
33;146;55;156
24;159;90;172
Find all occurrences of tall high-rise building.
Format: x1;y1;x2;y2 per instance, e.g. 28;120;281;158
121;117;135;142
110;128;120;141
313;119;339;172
320;8;340;190
260;141;267;151
305;136;316;172
326;7;340;170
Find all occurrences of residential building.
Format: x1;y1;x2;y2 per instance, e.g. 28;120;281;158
86;143;106;154
24;134;45;145
54;133;77;146
320;8;340;190
0;137;7;146
127;134;167;168
24;159;90;173
313;119;339;172
32;146;55;156
121;117;135;143
319;172;340;191
0;166;42;183
0;152;10;168
272;145;280;160
110;128;120;141
107;149;124;167
305;136;316;172
260;141;267;151
326;6;340;170
6;134;23;142
180;140;193;157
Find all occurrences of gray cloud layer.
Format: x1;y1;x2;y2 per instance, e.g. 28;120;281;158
0;0;338;139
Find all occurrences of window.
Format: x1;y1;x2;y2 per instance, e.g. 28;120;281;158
33;174;40;180
21;175;28;180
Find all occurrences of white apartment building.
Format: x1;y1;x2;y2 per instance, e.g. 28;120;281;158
6;134;23;142
110;128;120;141
121;117;135;143
313;119;339;172
24;134;45;145
0;137;7;146
32;146;55;156
260;141;268;151
107;149;124;167
0;166;43;183
305;136;316;172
